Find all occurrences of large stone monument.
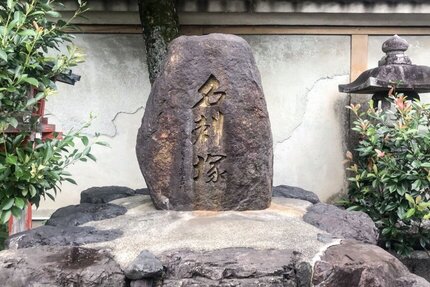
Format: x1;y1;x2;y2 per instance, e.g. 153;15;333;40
136;34;273;211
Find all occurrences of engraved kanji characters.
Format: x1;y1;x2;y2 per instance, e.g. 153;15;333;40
192;75;227;183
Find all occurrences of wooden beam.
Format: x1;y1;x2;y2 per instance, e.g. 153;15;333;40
70;24;430;36
350;35;368;81
67;25;142;34
180;25;430;36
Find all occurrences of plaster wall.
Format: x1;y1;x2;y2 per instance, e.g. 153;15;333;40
35;34;150;218
35;34;350;217
61;0;430;14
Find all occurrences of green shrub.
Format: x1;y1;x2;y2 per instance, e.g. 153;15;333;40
0;223;7;250
0;0;87;126
346;94;430;255
0;1;108;226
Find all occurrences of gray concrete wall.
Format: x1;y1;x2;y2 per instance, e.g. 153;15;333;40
243;35;350;201
35;34;350;217
36;34;150;217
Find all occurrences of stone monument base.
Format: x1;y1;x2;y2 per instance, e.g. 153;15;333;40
1;188;429;287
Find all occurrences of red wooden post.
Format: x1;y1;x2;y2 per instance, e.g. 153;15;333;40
8;93;61;235
8;204;32;235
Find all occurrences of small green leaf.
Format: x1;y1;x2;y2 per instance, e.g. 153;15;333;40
46;11;61;18
14;198;25;209
29;185;37;197
1;210;12;224
405;208;416;218
64;178;77;185
0;50;7;62
416;195;422;204
22;77;39;87
7;0;14;9
418;202;430;209
6;155;18;165
18;29;37;37
384;203;397;212
46;192;55;201
43;144;53;163
95;141;110;147
87;153;96;162
26;97;38;107
382;227;391;236
11;206;22;218
397;207;406;220
347;205;362;211
411;179;421;191
420;162;430;168
7;117;18;128
405;194;415;205
420;238;428;249
2;198;14;210
81;136;89;146
34;92;46;101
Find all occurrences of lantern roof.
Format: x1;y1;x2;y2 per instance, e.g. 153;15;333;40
338;35;430;94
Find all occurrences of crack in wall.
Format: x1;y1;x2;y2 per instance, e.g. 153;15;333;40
102;74;347;140
275;73;349;146
102;106;145;138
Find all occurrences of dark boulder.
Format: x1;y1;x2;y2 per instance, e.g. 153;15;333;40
313;241;430;287
45;203;127;227
0;246;126;287
272;185;320;204
159;247;310;286
130;280;153;287
397;250;430;283
124;250;163;280
5;225;122;249
303;203;378;244
80;186;136;204
135;188;149;195
136;33;273;211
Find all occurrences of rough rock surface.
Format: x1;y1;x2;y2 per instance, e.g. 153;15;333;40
135;188;149;195
313;241;430;287
125;250;163;280
0;246;125;287
303;203;379;244
159;248;311;287
81;186;135;204
80;186;149;204
1;195;428;286
397;251;430;283
45;203;127;227
84;196;327;268
5;225;122;249
130;280;153;287
136;33;273;211
272;185;320;204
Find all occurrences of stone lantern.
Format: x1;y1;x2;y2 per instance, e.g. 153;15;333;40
339;35;430;108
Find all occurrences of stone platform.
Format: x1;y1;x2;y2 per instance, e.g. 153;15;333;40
84;196;332;267
1;188;429;287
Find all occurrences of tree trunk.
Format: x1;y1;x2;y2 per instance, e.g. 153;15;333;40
138;0;180;84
